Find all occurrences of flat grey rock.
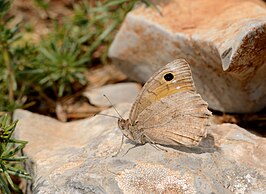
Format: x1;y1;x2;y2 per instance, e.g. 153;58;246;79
83;83;141;107
14;106;266;193
108;0;266;113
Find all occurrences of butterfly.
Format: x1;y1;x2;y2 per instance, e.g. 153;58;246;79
118;59;211;147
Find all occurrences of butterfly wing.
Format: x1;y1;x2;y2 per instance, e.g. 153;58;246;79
129;59;211;146
130;59;196;121
136;92;210;146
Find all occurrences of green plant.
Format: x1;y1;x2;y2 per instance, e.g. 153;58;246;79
70;0;158;64
0;0;157;114
33;0;50;10
0;114;31;193
27;36;89;98
0;1;20;112
0;0;38;113
17;0;157;113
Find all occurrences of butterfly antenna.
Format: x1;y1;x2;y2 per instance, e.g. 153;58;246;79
95;113;121;119
103;94;123;119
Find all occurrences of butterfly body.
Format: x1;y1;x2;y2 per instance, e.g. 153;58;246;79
118;59;211;147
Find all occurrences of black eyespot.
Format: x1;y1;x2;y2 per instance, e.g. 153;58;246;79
164;73;174;81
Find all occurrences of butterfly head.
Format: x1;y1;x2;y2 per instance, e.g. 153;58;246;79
118;118;135;141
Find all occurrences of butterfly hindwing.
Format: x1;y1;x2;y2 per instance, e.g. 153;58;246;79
137;91;211;146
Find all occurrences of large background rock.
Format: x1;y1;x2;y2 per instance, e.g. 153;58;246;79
14;105;266;193
108;0;266;113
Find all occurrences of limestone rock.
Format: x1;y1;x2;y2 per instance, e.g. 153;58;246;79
83;82;141;107
14;106;266;193
108;0;266;113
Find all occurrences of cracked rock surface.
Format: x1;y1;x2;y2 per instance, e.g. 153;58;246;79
14;105;266;193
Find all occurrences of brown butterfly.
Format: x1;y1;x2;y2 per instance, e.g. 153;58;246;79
118;59;211;147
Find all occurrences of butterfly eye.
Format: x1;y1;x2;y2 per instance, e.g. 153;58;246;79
164;73;174;81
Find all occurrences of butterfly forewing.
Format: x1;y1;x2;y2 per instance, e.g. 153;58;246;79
129;59;196;122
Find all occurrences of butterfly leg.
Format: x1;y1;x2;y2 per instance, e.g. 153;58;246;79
112;135;125;157
113;135;143;157
122;144;143;156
